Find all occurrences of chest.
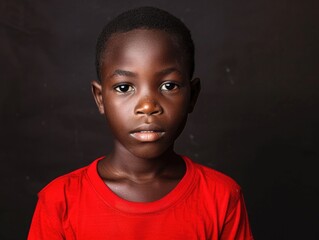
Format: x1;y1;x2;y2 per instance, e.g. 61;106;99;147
64;198;221;240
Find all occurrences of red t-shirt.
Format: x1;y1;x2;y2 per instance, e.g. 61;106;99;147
28;156;253;239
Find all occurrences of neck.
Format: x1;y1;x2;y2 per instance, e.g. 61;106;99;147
100;143;183;181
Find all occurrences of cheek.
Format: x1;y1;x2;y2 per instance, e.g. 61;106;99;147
164;96;190;126
104;92;134;111
103;96;133;129
166;91;191;114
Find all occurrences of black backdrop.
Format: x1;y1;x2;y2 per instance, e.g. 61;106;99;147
1;0;318;239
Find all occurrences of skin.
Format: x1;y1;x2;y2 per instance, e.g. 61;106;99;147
92;29;200;202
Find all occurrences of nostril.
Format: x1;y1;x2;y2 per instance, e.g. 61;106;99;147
150;109;161;115
136;110;144;115
135;100;163;115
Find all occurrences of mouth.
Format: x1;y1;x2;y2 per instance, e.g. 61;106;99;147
130;131;165;142
130;125;165;142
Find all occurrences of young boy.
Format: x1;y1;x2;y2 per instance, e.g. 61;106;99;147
28;6;253;240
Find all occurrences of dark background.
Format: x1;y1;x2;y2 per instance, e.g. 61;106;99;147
1;0;318;239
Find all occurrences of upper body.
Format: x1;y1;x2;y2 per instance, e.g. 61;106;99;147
28;156;253;240
28;6;253;239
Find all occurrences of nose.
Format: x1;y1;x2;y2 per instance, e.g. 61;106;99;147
134;97;163;116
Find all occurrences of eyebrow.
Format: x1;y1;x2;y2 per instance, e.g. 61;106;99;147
156;67;182;77
111;69;137;78
109;67;181;79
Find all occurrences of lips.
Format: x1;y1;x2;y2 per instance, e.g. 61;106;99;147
130;124;165;142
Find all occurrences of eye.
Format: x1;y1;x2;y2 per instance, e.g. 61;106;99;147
114;84;134;93
160;82;179;91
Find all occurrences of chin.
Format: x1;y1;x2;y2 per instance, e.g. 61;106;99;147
128;143;174;160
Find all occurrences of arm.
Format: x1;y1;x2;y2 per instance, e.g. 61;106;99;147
220;190;254;240
28;194;65;240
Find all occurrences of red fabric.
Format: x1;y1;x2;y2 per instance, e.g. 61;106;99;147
28;156;253;240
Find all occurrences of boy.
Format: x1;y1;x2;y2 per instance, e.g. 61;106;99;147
28;6;253;239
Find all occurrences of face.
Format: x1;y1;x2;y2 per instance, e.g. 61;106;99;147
92;29;200;159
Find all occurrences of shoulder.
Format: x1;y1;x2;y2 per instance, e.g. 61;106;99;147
187;158;240;189
185;157;242;204
185;158;246;217
197;163;240;189
37;163;90;204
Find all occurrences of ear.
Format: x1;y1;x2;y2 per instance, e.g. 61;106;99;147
91;80;105;114
188;77;201;113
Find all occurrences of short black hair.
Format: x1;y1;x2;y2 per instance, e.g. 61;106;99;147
95;6;195;81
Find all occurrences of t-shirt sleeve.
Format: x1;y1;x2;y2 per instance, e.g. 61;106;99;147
220;189;254;240
28;166;87;239
28;196;64;240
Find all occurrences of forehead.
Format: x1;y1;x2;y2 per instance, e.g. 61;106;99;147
105;29;180;55
100;29;186;77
